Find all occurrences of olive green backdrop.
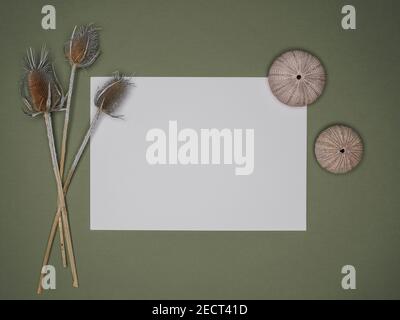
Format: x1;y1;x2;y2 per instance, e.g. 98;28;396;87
1;0;399;299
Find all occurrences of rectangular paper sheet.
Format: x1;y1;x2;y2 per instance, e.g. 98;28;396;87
90;77;307;230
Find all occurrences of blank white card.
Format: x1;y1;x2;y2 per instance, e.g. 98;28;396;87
90;77;306;230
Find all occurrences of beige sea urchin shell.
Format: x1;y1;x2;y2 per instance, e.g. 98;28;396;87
315;125;363;174
268;50;326;106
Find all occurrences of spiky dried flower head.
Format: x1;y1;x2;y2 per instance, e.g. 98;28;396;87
20;47;66;117
94;72;133;118
65;24;100;68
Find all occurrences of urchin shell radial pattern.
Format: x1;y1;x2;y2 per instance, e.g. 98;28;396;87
268;50;326;106
315;125;363;174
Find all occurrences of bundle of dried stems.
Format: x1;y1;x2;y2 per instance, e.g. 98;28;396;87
19;25;132;294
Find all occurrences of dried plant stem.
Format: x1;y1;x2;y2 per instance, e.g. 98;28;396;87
64;107;102;191
57;63;77;268
37;112;79;294
59;64;77;178
58;218;67;268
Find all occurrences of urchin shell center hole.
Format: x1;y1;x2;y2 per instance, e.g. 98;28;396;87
296;74;302;80
340;148;345;153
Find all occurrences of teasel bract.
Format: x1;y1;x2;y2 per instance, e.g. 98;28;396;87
20;48;79;293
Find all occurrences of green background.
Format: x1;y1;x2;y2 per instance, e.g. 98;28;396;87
0;0;399;299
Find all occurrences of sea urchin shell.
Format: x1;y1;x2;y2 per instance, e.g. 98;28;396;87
315;125;363;174
268;50;326;106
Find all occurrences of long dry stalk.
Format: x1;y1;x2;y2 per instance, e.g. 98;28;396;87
64;107;102;190
37;112;79;294
57;63;76;267
59;63;77;178
58;217;67;268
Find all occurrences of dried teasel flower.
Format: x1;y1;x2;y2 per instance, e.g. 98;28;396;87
62;72;133;190
94;72;133;118
65;24;100;68
20;49;78;292
20;47;66;117
52;24;102;275
60;24;101;178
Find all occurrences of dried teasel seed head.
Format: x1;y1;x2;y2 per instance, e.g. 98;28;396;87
27;67;49;112
94;72;133;117
20;47;66;117
65;24;100;68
